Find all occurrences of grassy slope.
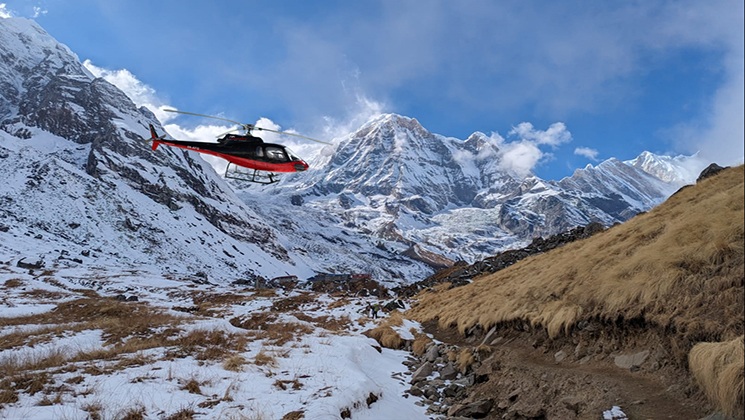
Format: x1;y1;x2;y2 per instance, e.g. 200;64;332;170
407;165;744;414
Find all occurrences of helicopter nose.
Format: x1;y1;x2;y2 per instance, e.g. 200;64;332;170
294;162;308;172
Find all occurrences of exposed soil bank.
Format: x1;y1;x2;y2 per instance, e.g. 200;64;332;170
413;319;713;420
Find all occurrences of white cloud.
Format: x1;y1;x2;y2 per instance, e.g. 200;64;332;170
489;123;572;178
498;141;545;178
32;6;47;18
82;59;176;124
574;147;600;161
0;3;13;18
509;122;572;147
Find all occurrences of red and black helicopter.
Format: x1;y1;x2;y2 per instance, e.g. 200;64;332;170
148;109;330;184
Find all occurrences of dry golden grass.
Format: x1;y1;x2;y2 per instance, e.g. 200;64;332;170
180;378;203;395
408;166;744;346
271;293;316;312
411;330;433;357
689;336;744;418
222;354;248;372
254;349;276;367
291;312;352;333
3;279;24;288
385;310;404;327
362;326;404;349
281;411;305;420
362;312;410;350
457;348;475;374
273;379;304;391
19;289;67;300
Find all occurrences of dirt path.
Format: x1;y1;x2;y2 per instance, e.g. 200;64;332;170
422;320;709;420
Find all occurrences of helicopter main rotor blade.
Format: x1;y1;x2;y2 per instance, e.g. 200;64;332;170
215;127;245;138
253;127;332;145
164;109;331;145
163;109;247;128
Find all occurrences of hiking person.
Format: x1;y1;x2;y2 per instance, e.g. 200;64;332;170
371;303;380;319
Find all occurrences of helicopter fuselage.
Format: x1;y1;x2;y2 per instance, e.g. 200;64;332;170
152;134;309;173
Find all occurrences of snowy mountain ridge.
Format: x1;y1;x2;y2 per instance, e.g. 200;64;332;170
239;112;705;265
1;17;707;284
0;17;314;281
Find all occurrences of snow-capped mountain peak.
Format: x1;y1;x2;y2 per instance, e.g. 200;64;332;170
626;150;704;185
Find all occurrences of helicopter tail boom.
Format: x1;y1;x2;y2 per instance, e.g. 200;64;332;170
148;124;166;150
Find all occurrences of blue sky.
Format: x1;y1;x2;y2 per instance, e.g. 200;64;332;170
2;0;743;180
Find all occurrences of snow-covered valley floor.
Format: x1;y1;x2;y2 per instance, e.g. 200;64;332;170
0;262;429;420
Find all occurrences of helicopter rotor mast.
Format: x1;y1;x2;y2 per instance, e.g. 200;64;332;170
163;109;331;145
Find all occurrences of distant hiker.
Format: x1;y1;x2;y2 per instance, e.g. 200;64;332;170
371;303;380;319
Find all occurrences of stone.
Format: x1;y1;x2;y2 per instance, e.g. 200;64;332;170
614;350;649;369
440;363;458;380
423;385;440;400
479;326;498;346
698;413;727;420
697;163;727;182
443;384;466;399
410;362;433;384
16;257;44;269
448;399;494;418
425;344;439;362
574;342;586;359
560;395;583;413
554;350;567;363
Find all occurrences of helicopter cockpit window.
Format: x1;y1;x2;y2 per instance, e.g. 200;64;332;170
284;147;302;162
265;146;288;162
255;146;264;158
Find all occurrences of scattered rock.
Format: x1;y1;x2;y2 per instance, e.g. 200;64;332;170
16;257;44;269
425;344;439;362
408;385;424;397
560;395;583;414
554;350;567;363
126;295;139;302
447;399;494;418
479;327;498;346
410;361;433;384
614;350;649;369
440;362;458;380
697;163;728;182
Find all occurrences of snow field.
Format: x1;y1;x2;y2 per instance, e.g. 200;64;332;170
0;263;429;420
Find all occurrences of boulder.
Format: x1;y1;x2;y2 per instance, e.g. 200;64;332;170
697;163;727;182
440;363;458;380
425;344;439;362
410;362;433;384
614;350;649;369
16;257;43;269
447;399;494;418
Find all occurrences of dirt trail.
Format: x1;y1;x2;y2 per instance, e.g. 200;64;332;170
422;320;709;420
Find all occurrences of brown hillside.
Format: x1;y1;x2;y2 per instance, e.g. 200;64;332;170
407;165;744;415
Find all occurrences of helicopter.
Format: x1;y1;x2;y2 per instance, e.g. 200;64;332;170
147;109;331;184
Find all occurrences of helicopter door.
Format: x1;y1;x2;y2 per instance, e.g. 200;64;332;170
265;146;289;162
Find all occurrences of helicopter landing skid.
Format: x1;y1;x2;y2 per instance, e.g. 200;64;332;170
224;162;279;184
